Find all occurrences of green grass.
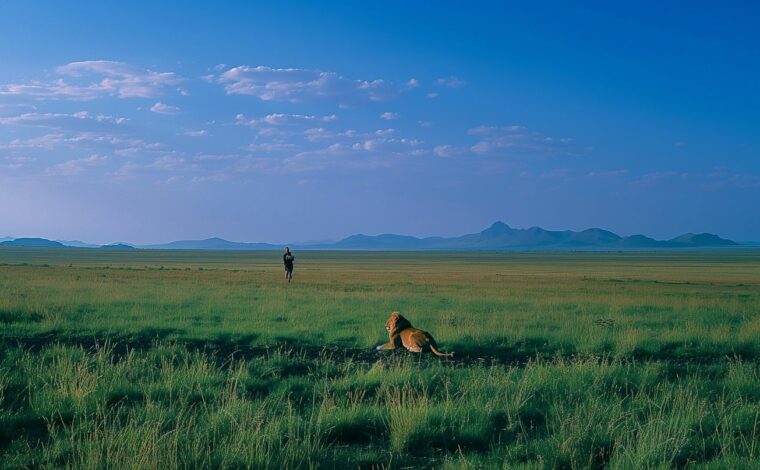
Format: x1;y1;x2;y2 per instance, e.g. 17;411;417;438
1;248;759;468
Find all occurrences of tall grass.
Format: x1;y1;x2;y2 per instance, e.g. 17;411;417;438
2;344;760;468
1;249;759;467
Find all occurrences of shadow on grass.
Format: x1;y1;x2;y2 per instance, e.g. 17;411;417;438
0;413;48;452
0;309;44;324
3;329;758;368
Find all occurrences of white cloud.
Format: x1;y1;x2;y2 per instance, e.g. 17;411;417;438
436;76;466;88
468;125;574;156
362;137;423;152
0;111;127;127
215;65;398;103
0;133;65;150
245;142;297;152
405;78;420;89
0;133;160;156
468;125;526;136
150;102;180;115
263;113;336;125
235;112;337;127
302;127;397;145
433;145;467;157
426;92;439;99
183;129;208;137
302;127;360;142
0;61;181;100
380;112;399;120
46;154;107;176
277;144;370;173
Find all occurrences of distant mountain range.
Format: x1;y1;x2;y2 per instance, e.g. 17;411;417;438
0;222;746;251
308;222;739;250
140;237;277;250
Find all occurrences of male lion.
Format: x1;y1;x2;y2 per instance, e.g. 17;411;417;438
375;311;453;357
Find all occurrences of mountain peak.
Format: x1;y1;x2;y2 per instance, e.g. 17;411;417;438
489;221;511;230
670;233;737;246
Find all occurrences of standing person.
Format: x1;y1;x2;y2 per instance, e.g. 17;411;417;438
283;247;295;283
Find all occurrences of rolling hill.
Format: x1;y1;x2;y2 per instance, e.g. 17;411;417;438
0;238;66;248
140;237;278;250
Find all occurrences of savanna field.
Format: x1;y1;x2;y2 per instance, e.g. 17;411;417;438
1;248;759;469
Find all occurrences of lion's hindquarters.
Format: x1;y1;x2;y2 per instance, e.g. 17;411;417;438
422;331;453;357
400;329;440;354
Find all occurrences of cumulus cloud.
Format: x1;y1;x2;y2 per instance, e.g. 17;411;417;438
0;61;181;100
150;102;180;115
214;65;399;104
380;112;399;120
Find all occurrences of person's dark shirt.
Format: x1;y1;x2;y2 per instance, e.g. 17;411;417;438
283;253;294;269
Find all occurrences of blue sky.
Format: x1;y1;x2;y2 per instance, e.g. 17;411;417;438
1;1;758;244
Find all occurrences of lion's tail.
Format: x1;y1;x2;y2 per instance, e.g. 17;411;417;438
430;344;454;357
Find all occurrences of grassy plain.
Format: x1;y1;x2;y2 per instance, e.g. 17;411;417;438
1;248;759;468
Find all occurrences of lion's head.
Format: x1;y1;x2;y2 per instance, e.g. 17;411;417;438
385;311;413;336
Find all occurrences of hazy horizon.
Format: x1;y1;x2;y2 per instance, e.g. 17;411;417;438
2;2;759;244
1;220;754;247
